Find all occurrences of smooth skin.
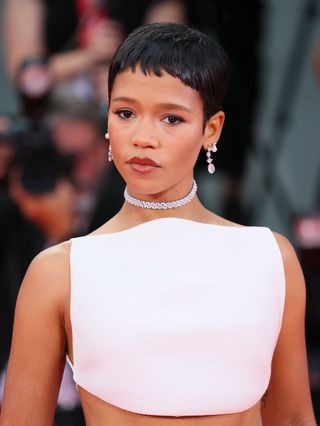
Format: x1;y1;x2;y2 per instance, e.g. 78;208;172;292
0;70;316;426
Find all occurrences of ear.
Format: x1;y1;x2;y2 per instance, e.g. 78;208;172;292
202;111;225;150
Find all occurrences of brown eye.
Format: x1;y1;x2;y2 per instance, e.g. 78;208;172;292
163;115;184;125
117;110;134;119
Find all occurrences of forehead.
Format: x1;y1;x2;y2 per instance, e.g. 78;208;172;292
110;68;202;108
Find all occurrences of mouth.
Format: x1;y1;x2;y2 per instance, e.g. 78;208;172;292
128;157;160;166
127;157;161;173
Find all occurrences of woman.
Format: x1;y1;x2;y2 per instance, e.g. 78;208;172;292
0;23;316;425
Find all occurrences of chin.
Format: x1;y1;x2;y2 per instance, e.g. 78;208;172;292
125;178;168;198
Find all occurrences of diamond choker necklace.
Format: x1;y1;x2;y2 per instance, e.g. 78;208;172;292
124;180;198;210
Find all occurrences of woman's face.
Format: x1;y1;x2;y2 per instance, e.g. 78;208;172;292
108;68;222;200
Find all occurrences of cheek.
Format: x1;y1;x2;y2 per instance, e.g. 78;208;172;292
163;141;201;178
107;132;128;178
179;144;202;168
109;132;125;161
173;128;203;159
107;119;126;149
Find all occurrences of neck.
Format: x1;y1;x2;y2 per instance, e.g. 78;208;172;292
124;179;197;210
119;195;206;223
115;177;211;223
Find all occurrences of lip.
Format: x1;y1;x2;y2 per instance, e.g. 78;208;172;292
127;157;161;174
127;157;160;167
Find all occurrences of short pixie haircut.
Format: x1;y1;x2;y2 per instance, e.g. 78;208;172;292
108;22;231;124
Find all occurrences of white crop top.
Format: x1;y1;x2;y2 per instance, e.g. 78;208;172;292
69;218;285;416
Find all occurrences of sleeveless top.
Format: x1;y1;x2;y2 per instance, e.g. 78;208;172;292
69;217;285;416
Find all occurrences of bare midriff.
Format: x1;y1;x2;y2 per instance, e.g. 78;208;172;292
78;387;262;426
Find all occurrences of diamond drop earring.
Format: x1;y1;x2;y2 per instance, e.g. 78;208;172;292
108;144;113;162
206;143;217;174
105;132;113;162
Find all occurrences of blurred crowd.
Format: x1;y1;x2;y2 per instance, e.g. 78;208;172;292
0;0;319;424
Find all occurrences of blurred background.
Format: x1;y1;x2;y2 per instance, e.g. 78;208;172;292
0;0;319;424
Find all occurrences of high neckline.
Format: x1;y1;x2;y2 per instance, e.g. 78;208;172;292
83;217;253;239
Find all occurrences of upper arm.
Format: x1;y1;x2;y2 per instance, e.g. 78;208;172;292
261;232;316;425
3;0;45;77
0;243;70;426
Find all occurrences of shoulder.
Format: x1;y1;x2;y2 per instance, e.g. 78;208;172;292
272;231;298;261
271;231;306;306
261;232;315;424
271;231;302;276
18;241;71;317
26;240;71;284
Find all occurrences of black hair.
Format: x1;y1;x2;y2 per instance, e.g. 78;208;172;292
108;22;231;124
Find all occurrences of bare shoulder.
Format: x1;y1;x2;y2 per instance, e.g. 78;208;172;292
29;240;70;271
260;237;316;424
203;210;244;227
18;240;71;314
0;242;72;424
271;231;305;295
271;231;298;261
269;232;307;338
27;240;70;278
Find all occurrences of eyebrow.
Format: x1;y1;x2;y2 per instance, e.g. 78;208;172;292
111;97;192;113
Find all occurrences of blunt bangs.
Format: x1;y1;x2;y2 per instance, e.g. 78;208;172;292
108;23;231;123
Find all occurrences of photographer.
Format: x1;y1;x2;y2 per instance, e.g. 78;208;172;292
4;0;186;109
0;124;83;423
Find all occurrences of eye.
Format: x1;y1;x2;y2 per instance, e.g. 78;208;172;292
162;115;184;125
114;109;135;119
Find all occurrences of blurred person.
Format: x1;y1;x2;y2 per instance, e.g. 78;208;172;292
9;146;76;244
3;0;123;118
0;117;16;182
3;0;123;84
0;23;316;426
3;132;77;329
0;134;83;423
47;97;124;234
0;115;34;374
107;0;186;34
0;115;19;377
3;0;186;108
48;98;107;190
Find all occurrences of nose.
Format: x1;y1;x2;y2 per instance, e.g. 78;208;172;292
131;119;159;149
